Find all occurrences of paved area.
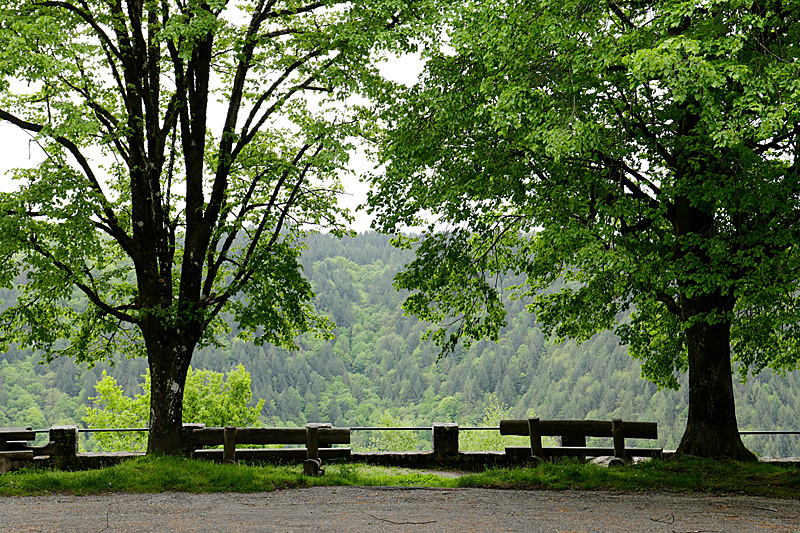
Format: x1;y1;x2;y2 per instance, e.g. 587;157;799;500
1;487;799;532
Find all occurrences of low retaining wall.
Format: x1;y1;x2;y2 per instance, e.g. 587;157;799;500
10;424;527;473
10;424;799;474
351;450;512;471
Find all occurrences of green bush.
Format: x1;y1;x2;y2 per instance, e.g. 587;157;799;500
83;365;264;452
459;394;556;452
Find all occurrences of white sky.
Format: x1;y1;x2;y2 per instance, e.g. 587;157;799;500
0;55;425;234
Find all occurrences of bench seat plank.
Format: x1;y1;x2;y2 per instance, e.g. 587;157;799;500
192;427;350;447
194;447;351;461
0;428;36;451
0;450;36;461
505;446;663;459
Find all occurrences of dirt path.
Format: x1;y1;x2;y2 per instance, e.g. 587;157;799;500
2;487;799;532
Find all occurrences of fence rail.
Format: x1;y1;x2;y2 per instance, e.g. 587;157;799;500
740;431;800;435
32;426;800;435
29;426;800;435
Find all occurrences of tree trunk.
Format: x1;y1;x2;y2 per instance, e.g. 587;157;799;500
676;315;756;461
145;333;194;455
669;184;755;461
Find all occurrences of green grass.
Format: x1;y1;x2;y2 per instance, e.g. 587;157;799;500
456;457;800;498
0;456;797;498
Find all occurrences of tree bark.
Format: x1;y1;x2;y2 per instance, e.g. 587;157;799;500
675;303;756;461
145;330;195;455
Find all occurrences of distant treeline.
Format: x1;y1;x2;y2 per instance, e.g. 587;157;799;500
1;232;799;455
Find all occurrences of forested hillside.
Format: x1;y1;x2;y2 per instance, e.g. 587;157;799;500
1;233;799;456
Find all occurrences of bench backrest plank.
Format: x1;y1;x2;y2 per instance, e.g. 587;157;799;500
0;428;36;442
499;419;657;440
192;427;350;447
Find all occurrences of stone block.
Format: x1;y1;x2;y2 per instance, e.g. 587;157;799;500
432;423;459;460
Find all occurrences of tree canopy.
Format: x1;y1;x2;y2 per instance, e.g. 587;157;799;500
0;0;436;454
368;0;800;459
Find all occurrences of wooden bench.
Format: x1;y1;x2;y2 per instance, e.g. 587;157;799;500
190;423;351;475
0;427;55;474
500;418;662;466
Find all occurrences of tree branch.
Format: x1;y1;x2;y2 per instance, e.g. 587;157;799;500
25;235;138;324
34;0;123;60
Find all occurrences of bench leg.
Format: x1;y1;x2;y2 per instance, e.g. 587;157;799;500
0;456;10;475
527;418;543;457
611;419;631;465
223;426;237;464
303;458;323;476
526;455;545;467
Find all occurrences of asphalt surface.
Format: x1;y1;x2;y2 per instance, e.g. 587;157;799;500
1;487;799;532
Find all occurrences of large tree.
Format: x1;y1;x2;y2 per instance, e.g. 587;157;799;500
0;0;433;454
368;0;800;459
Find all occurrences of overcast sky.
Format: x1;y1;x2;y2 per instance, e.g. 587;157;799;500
0;55;424;234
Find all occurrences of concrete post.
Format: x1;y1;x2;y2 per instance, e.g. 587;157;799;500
49;425;78;469
432;423;459;460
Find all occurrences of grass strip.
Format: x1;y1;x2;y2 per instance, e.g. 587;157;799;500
0;456;797;499
456;457;800;498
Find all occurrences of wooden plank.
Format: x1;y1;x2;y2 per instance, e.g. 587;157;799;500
235;428;308;445
234;427;350;446
626;447;663;458
194;447;351;462
505;446;663;458
0;427;33;435
28;442;56;456
0;428;36;449
0;450;35;461
500;419;658;439
192;427;224;446
192;427;350;447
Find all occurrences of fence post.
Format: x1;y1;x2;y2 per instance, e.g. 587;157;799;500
49;425;78;469
182;423;205;458
432;423;459;461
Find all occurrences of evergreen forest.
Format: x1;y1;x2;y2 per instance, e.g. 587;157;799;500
1;232;799;456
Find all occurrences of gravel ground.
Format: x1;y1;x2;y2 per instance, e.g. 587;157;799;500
1;487;799;532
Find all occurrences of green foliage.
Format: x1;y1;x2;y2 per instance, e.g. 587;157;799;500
365;410;419;452
82;372;149;453
83;365;264;452
183;365;265;428
0;0;442;363
368;0;800;384
459;394;551;452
